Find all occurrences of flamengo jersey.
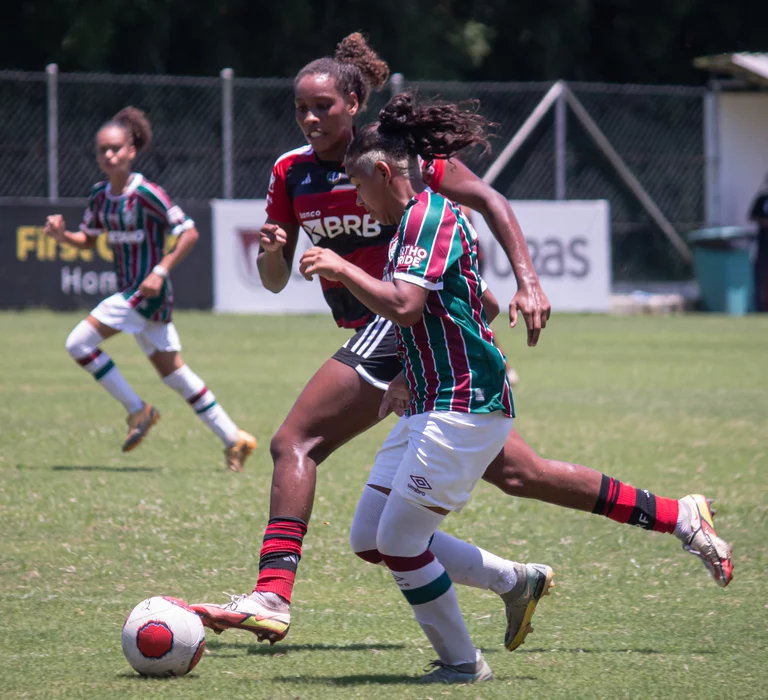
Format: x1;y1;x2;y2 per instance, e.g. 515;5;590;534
79;173;194;322
385;190;514;417
266;145;445;329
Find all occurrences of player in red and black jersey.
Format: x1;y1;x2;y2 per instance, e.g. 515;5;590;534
193;34;732;645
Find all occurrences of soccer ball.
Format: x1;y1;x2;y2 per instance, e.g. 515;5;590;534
122;596;206;677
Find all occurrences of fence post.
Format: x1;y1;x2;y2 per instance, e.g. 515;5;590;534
554;85;567;200
46;63;59;202
221;68;234;199
703;82;720;226
390;72;404;97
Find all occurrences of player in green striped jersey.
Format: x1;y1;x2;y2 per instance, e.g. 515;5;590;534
45;107;256;471
299;94;555;683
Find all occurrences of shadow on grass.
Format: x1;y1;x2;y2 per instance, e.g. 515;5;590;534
518;647;715;655
205;639;406;655
51;465;160;473
116;672;201;681
274;673;539;686
275;674;422;686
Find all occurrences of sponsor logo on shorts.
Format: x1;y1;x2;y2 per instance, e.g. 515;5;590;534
407;475;432;497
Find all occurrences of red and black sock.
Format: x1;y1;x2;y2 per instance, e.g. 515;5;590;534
592;475;678;534
254;517;308;603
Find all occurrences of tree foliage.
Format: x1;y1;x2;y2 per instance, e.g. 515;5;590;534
1;0;766;83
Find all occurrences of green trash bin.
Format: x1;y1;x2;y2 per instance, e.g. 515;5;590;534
688;227;756;315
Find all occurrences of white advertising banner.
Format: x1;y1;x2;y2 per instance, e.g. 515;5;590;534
471;200;611;312
212;199;328;314
213;198;611;314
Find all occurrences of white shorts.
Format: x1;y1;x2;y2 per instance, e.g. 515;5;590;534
91;293;182;357
367;411;513;512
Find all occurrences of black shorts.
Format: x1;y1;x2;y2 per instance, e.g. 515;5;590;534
332;316;402;389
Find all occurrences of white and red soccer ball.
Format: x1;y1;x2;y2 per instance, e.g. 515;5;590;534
122;596;205;677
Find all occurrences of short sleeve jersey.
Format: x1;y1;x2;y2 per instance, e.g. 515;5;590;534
80;173;194;322
265;145;446;329
384;190;514;417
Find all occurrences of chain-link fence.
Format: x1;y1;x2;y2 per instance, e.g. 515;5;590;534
0;68;706;281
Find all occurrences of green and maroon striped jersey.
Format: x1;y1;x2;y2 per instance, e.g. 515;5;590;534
79;173;194;322
384;190;514;417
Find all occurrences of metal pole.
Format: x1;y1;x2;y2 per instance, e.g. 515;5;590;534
482;80;564;185
390;72;404;98
566;87;693;263
554;86;567;200
220;68;234;199
46;63;58;202
703;82;721;226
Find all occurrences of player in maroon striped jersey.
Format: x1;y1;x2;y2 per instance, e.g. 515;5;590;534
192;35;732;646
45;107;256;471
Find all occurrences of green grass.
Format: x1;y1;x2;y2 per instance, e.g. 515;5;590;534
1;311;766;699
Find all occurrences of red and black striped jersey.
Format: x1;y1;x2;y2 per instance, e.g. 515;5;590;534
266;145;446;329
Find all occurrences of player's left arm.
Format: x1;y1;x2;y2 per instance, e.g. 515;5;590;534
435;158;551;346
139;226;198;298
139;192;198;297
299;248;427;327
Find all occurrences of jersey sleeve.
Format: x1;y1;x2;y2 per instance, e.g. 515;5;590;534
147;184;195;236
421;157;446;192
265;159;297;224
79;188;104;236
393;194;462;291
136;181;194;236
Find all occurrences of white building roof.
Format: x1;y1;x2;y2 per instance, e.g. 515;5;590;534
694;53;768;86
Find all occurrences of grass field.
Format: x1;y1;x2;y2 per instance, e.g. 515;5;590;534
1;311;766;699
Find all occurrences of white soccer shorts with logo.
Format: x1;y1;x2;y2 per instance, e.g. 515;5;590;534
367;411;513;512
91;293;182;356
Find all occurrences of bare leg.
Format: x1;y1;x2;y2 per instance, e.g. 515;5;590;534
483;429;602;512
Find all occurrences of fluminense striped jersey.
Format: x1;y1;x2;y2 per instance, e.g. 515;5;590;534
79;173;194;322
384;190;514;417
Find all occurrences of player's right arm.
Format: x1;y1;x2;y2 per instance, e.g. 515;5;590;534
256;218;299;293
44;215;97;250
257;154;302;293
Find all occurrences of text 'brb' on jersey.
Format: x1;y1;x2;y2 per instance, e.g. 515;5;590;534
80;173;194;322
385;190;514;417
266;145;445;329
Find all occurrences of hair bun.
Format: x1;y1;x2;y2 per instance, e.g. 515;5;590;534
378;93;416;132
334;32;390;90
112;106;152;153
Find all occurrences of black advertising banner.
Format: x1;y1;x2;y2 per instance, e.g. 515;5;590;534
0;202;213;310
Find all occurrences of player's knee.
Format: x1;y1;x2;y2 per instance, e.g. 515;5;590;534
375;525;400;557
350;519;383;564
270;425;332;467
349;486;388;564
65;320;102;360
268;427;298;465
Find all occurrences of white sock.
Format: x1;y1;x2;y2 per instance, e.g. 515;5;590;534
377;492;477;667
349;486;388;565
430;531;518;596
66;321;144;414
350;485;519;596
162;365;239;447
